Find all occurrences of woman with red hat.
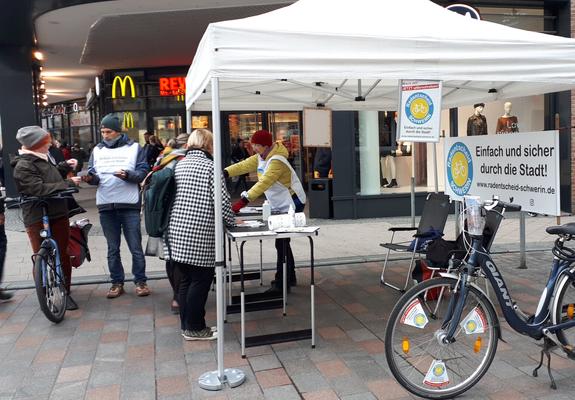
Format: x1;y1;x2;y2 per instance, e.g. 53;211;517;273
225;130;306;293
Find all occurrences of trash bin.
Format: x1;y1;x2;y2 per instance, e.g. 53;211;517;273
308;178;333;219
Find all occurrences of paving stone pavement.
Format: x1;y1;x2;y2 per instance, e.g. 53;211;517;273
0;250;574;399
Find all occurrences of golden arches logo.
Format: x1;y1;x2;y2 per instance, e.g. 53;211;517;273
123;112;135;129
112;75;136;99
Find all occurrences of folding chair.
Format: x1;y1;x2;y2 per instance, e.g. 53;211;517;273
379;193;450;292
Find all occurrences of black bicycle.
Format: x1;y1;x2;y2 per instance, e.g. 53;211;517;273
6;188;78;323
385;196;575;399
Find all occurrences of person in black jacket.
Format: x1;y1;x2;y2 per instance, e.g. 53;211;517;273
12;126;81;310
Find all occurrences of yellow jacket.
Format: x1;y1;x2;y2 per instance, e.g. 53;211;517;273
225;142;293;201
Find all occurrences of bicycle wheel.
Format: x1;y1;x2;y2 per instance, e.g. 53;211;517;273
553;273;575;348
385;277;499;399
34;247;67;323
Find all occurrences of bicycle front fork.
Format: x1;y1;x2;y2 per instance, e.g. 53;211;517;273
440;273;470;343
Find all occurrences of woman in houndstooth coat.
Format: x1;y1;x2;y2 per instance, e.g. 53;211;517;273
166;129;235;340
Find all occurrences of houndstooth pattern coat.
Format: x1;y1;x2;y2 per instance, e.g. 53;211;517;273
165;149;234;267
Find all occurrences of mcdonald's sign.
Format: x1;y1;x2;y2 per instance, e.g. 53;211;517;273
112;75;136;99
123;112;135;129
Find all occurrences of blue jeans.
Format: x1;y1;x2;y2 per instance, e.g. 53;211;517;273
99;209;147;284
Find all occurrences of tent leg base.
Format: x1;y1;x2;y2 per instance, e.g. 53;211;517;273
198;368;246;391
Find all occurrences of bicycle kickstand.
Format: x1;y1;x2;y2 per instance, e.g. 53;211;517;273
532;338;557;390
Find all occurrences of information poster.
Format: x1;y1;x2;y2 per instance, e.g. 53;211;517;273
398;80;442;143
444;131;560;215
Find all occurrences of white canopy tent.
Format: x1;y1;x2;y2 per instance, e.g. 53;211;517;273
185;0;575;391
186;0;575;111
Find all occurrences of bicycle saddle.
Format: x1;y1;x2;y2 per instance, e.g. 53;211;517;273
546;223;575;236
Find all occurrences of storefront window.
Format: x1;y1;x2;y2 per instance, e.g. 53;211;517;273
228;113;263;142
192;115;210;130
355;111;422;195
269;112;302;178
154;116;182;145
479;7;545;33
69;110;93;157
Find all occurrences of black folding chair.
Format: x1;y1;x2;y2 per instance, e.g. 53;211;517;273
379;193;450;292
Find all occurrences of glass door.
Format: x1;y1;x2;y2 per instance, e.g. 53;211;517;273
269;112;302;181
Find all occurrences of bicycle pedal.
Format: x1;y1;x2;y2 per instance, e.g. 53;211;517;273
562;344;575;359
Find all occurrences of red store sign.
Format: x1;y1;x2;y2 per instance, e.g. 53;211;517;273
159;77;186;96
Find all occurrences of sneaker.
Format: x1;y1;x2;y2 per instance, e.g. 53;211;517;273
181;327;216;337
66;295;78;310
107;283;124;299
0;289;13;301
182;327;217;341
135;282;150;297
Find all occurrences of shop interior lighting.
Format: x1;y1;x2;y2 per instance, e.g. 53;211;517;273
42;101;48;106
33;51;44;61
41;94;48;100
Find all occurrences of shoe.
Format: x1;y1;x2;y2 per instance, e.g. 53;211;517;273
66;295;78;310
135;282;150;297
265;284;290;294
0;289;13;301
182;328;217;341
182;327;216;336
107;283;124;299
385;179;398;188
381;178;389;187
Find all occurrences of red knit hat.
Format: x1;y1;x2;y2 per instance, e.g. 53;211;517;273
250;130;273;147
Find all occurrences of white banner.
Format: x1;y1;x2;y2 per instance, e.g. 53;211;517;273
444;131;560;216
398;80;442;143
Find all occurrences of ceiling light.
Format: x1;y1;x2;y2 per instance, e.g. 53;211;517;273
42;101;48;107
42;94;48;99
40;84;45;89
33;51;44;61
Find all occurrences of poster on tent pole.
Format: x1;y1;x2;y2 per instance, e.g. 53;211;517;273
443;131;560;216
397;80;442;143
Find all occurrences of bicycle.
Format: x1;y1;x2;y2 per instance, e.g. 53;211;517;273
6;188;78;323
385;196;575;399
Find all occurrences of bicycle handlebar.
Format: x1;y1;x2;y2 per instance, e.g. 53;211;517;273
483;198;521;213
5;187;79;208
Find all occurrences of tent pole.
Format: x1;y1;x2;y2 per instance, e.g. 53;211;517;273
186;109;192;132
432;142;438;193
198;77;246;391
410;144;416;228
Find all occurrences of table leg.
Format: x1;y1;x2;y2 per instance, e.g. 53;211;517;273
228;237;233;308
240;241;246;358
259;240;263;286
309;236;316;349
283;239;287;316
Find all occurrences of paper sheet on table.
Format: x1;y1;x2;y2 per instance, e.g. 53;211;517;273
237;220;265;228
238;206;262;214
274;226;320;233
229;231;277;238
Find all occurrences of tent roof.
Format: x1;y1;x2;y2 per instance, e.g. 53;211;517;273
185;0;575;111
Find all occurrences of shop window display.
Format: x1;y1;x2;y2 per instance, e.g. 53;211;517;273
355;111;422;195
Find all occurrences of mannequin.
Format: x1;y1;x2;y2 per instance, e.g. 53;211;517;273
467;103;488;136
380;141;411;188
496;102;519;134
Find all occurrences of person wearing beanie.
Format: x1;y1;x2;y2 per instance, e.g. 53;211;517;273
11;126;82;310
225;129;306;293
82;114;150;299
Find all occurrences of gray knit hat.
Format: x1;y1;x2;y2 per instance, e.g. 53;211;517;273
16;126;50;149
175;133;189;147
100;113;122;133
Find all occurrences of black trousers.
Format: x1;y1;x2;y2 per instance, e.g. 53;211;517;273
165;260;178;302
274;238;296;283
0;224;6;283
174;261;215;331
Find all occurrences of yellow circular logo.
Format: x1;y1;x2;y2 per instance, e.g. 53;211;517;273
450;152;469;187
466;320;477;332
409;98;430;120
414;314;426;327
434;365;445;376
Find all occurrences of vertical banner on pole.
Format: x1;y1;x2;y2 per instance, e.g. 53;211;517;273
397;80;443;226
